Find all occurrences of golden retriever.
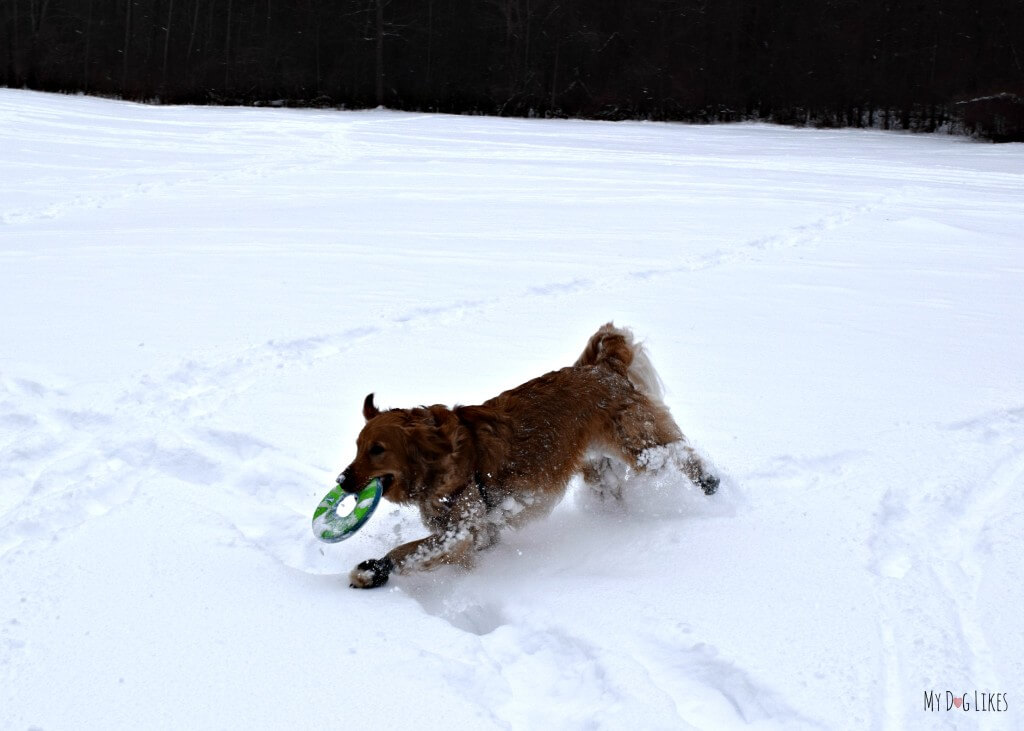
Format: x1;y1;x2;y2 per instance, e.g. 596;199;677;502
338;323;718;588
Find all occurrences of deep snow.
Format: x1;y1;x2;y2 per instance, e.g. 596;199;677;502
1;89;1022;730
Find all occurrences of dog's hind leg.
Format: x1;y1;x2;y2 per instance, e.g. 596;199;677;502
609;397;720;495
646;440;720;496
581;453;628;501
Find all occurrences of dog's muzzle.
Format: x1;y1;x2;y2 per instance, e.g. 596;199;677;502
337;469;394;494
336;467;358;493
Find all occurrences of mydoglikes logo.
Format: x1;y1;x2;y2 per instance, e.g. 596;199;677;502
924;690;1009;713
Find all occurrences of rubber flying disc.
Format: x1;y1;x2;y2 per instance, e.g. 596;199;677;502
312;477;383;543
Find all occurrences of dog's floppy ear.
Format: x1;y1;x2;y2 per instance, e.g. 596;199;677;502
363;393;380;420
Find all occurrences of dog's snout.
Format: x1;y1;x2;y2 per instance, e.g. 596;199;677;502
337;467;357;492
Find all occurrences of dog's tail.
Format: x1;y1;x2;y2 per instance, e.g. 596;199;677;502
575;323;666;402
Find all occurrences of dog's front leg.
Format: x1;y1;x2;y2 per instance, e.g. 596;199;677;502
349;487;485;589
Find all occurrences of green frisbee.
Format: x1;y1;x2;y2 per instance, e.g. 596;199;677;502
312;477;383;543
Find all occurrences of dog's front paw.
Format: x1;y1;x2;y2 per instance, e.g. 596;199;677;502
699;473;720;496
349;557;394;589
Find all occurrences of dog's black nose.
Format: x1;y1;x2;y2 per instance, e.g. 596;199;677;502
337;467;357;493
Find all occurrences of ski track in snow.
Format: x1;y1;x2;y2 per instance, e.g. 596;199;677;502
2;90;1022;729
867;407;1024;729
0;112;440;228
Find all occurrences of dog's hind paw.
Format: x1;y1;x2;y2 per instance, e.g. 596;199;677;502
699;473;720;496
349;557;394;589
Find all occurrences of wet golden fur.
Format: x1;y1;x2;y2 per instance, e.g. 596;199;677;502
339;323;718;588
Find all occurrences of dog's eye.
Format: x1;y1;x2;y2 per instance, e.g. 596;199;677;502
368;444;385;456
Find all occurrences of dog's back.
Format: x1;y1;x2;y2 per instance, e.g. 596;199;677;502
468;323;686;517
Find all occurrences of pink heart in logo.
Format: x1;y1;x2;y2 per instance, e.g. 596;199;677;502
953;697;963;709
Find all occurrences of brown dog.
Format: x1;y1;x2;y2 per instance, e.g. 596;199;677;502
338;323;718;588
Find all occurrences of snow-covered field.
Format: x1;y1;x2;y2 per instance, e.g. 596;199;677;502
1;89;1022;730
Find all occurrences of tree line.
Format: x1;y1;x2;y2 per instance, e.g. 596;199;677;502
3;0;1023;137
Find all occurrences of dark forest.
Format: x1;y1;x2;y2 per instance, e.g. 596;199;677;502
3;0;1023;137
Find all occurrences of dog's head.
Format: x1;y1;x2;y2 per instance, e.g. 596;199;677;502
337;394;456;504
